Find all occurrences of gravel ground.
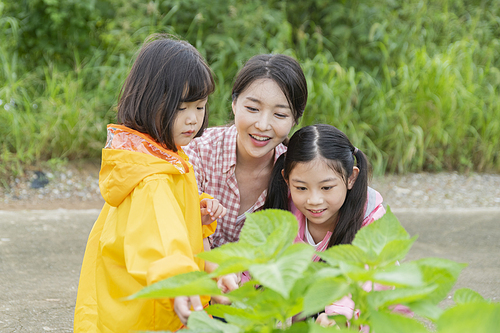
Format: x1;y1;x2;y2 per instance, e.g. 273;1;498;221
1;160;500;210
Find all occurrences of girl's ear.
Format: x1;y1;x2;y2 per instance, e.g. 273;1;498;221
347;166;359;190
281;169;289;186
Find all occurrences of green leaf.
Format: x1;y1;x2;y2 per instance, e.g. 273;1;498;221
206;304;261;328
240;209;298;250
437;302;500;333
372;262;424;287
352;207;410;255
187;310;241;333
318;244;367;265
221;282;262;303
249;243;315;298
271;322;309;333
302;278;351;317
375;236;417;266
197;241;257;264
453;288;486;304
367;285;437;309
410;300;444;321
126;271;220;300
414;258;467;304
308;321;351;332
370;311;431;333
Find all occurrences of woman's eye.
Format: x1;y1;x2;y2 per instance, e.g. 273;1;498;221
275;113;288;119
197;107;205;110
322;186;333;191
246;106;258;112
295;186;307;191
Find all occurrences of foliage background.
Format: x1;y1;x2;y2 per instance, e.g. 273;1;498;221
1;0;499;177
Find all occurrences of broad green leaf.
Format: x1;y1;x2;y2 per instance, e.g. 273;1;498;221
370;311;430;333
198;241;258;264
416;257;466;280
239;209;298;250
410;300;444;321
318;244;367;265
220;281;266;304
308;321;352;332
352;207;410;255
367;285;437;309
372;262;423;287
337;261;370;278
249;243;314;298
206;304;262;328
302;278;351;317
414;258;466;304
208;259;254;278
437;302;500;333
187;310;240;333
126;271;220;300
453;288;486;304
375;236;417;266
270;322;310;333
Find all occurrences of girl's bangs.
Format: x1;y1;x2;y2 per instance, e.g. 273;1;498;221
182;66;214;102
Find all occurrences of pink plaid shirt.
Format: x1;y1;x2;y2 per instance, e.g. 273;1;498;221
184;125;287;248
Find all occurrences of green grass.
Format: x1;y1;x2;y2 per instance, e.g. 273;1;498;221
1;0;499;179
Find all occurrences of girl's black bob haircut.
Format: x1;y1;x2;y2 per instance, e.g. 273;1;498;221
117;34;215;152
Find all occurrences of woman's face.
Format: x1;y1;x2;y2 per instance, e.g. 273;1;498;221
232;78;294;161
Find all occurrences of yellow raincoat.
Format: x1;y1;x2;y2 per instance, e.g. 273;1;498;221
74;124;216;332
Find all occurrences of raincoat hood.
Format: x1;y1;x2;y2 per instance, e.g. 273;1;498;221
99;124;190;207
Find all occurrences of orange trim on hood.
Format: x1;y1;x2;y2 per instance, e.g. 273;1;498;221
105;124;189;174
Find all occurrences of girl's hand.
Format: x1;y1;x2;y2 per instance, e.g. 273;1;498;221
174;295;204;325
211;273;240;305
316;313;339;328
200;198;226;225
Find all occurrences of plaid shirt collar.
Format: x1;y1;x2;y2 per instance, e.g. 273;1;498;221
222;125;238;174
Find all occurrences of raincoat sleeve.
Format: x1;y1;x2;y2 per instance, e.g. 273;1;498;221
123;176;201;288
199;192;217;239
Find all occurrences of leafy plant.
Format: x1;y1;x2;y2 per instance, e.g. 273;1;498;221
128;208;499;332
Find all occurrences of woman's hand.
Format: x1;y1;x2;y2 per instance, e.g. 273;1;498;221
200;198;227;225
174;295;204;325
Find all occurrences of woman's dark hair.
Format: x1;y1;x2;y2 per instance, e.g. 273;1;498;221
117;34;215;152
231;54;308;124
264;124;369;247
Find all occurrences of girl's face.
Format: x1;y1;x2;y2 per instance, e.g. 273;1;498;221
173;98;207;147
287;158;358;231
232;78;294;161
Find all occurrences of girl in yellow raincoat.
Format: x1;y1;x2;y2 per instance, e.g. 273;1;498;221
74;35;234;332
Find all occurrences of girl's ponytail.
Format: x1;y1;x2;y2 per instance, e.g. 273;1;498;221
328;147;369;247
263;153;289;211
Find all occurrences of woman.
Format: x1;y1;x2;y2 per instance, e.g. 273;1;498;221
184;54;308;248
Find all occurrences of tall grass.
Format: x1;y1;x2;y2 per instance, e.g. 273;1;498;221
1;0;499;179
301;39;500;174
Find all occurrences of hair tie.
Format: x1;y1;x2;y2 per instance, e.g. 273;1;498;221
353;147;359;154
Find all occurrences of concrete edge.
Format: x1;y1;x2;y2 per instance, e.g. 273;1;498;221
390;207;500;214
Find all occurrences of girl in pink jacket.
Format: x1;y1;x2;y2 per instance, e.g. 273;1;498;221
263;124;389;329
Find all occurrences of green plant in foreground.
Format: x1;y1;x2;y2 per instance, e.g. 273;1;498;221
128;208;500;332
